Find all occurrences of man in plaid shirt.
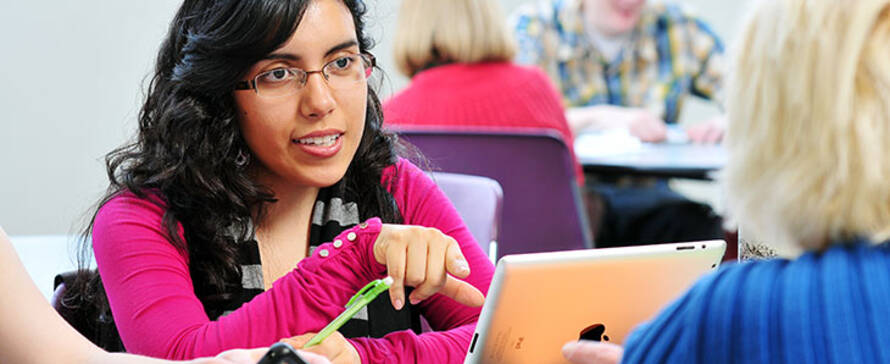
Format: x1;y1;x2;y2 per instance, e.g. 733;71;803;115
512;0;726;142
511;0;726;245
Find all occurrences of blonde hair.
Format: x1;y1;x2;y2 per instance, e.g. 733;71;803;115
393;0;518;77
725;0;890;252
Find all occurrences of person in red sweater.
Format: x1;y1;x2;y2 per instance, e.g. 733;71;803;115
383;0;584;185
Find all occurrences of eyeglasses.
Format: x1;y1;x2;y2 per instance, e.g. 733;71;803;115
235;53;375;97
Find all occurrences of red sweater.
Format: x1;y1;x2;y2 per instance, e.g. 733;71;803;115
383;62;584;185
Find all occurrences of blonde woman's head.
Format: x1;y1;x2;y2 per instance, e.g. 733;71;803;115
393;0;517;77
725;0;890;253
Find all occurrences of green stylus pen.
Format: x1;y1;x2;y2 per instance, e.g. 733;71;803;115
302;276;394;348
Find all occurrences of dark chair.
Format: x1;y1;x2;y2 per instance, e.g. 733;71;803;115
396;127;593;259
430;172;503;262
53;270;126;352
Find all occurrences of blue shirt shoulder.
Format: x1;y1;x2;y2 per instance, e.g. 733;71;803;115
623;241;890;363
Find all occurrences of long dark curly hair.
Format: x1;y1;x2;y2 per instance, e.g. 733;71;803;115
65;0;402;350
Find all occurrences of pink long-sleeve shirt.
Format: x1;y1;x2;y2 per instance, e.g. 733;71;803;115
92;159;495;363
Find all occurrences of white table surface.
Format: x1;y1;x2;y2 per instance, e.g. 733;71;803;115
574;129;727;179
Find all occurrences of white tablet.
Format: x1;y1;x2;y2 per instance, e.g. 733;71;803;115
464;240;726;364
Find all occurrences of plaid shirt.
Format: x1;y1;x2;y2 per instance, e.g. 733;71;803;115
511;0;724;123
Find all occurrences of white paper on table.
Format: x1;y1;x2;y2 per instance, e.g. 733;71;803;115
574;128;642;157
665;124;689;144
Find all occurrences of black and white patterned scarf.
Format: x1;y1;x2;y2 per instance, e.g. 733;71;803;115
203;180;420;339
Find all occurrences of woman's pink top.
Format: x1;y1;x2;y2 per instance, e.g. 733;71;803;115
92;159;495;363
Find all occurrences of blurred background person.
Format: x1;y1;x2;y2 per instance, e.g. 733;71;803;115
384;0;585;186
510;0;726;246
561;0;890;362
511;0;726;142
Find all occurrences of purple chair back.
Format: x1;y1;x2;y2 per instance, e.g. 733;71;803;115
431;172;503;262
396;128;593;258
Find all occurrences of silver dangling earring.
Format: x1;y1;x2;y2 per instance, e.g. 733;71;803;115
234;148;250;168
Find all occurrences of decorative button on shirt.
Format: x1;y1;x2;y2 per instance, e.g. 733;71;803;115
347;232;357;242
319;249;329;258
333;239;343;248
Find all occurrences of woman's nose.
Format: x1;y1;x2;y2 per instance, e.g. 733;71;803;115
299;73;336;120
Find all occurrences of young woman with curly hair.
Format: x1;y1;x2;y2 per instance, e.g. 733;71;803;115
67;1;493;363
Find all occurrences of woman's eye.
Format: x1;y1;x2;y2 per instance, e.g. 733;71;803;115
331;56;353;70
260;68;291;82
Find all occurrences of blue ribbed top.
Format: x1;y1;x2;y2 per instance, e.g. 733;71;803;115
623;239;890;363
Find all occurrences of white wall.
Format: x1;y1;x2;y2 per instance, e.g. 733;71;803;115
0;0;747;236
0;1;182;235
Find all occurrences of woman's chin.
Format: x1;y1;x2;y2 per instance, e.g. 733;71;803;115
298;170;350;188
